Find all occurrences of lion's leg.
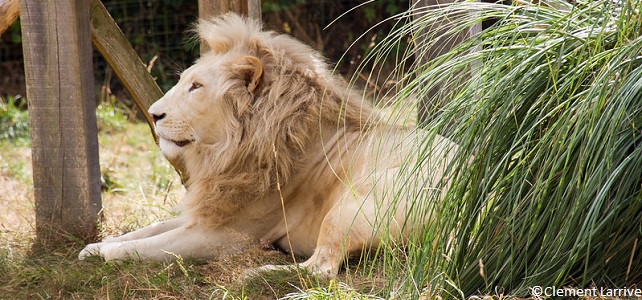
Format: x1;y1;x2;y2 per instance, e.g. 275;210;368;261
103;216;187;243
248;201;370;278
79;222;240;261
299;201;373;277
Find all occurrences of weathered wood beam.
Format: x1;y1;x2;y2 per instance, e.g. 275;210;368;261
89;0;161;141
20;0;102;245
0;0;19;36
412;0;481;125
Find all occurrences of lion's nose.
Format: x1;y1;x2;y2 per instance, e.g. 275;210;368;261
150;112;166;124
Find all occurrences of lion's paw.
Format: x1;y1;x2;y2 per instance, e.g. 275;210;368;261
101;235;121;243
78;242;105;260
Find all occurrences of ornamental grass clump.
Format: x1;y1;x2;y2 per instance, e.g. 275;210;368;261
357;0;642;297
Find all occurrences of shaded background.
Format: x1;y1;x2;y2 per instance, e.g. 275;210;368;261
0;0;407;102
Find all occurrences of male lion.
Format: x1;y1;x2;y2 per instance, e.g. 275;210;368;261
79;13;458;277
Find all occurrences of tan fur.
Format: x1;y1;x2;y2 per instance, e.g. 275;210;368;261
79;13;458;277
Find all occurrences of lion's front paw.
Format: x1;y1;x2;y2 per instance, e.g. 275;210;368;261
79;242;134;262
101;235;121;243
78;242;105;260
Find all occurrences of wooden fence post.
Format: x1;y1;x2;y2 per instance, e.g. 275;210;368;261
197;0;261;54
412;0;481;125
20;0;101;245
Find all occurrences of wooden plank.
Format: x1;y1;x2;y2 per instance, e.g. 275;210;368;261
412;0;481;125
247;0;261;23
20;0;102;245
197;0;261;54
0;0;19;36
88;0;161;141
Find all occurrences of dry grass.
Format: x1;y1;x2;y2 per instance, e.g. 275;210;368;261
0;143;34;255
96;119;183;236
0;102;388;300
0;103;181;255
0;103;222;298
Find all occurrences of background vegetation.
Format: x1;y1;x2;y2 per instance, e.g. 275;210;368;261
0;0;407;98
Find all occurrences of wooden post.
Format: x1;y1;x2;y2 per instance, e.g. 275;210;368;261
20;0;102;245
412;0;481;125
197;0;261;54
89;0;161;140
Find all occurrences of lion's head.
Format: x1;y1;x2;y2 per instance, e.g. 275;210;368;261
148;13;376;225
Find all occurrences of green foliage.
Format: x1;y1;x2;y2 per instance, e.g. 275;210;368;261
280;280;384;300
100;167;121;192
363;2;401;23
262;0;401;16
99;0;200;92
261;0;408;80
96;101;129;134
8;20;21;44
359;0;642;297
0;96;29;142
262;0;307;12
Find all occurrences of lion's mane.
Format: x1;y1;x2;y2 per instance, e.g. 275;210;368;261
179;14;377;226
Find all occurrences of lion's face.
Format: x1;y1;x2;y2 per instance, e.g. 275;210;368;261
148;54;263;160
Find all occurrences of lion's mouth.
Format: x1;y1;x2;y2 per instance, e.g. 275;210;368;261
159;136;194;147
172;139;193;147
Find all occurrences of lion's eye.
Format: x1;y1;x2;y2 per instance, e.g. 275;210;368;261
189;82;203;92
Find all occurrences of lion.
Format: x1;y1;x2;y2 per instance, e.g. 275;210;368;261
79;13;458;277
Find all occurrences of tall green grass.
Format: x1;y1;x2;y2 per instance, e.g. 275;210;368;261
355;0;642;297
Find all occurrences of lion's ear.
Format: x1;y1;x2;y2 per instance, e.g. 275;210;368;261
231;56;263;94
